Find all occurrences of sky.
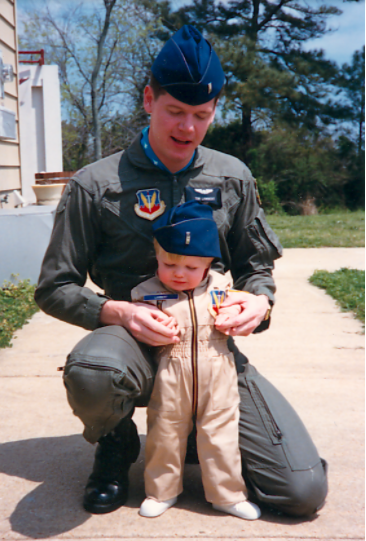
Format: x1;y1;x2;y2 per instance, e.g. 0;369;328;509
303;1;365;66
17;0;365;66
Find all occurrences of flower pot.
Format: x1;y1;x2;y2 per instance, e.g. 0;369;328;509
32;183;65;205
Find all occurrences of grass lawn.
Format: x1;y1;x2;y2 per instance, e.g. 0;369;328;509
309;268;365;325
0;280;39;348
267;209;365;248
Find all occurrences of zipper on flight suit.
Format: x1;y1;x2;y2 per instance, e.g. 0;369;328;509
171;175;180;206
186;290;199;417
249;380;283;441
57;361;123;374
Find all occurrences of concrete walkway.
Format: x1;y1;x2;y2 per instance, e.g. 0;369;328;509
0;248;364;541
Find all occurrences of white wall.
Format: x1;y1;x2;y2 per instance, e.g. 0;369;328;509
0;205;56;284
18;64;62;204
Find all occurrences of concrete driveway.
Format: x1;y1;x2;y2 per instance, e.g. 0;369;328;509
0;247;364;541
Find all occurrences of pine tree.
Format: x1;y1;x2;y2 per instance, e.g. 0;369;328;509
165;0;343;162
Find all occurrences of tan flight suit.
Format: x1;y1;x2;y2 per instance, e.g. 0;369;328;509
131;270;247;506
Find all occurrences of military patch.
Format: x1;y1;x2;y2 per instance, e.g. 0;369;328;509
134;189;166;220
208;289;226;317
253;178;262;206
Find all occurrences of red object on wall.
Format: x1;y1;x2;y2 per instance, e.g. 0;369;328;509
19;49;45;66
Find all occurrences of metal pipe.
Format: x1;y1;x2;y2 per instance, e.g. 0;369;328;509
18;49;45;65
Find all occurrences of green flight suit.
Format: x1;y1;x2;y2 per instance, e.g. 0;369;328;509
35;134;327;516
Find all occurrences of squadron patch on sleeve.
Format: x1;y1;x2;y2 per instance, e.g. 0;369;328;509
208;289;226;317
134;189;166;220
253;178;262;206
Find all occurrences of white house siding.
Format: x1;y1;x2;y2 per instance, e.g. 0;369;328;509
0;0;21;206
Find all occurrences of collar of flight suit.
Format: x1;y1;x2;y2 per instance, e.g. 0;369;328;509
126;130;206;174
140;127;196;174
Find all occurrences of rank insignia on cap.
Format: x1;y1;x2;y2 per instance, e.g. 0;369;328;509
134;189;166;221
208;82;212;94
208;289;226;317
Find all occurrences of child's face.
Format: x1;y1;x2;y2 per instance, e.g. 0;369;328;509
156;251;212;291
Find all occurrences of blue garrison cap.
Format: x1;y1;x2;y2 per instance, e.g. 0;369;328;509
152;25;225;106
152;200;221;258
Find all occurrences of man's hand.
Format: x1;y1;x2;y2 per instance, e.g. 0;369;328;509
99;300;180;346
215;292;270;337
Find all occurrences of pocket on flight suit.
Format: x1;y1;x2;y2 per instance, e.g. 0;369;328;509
247;208;283;264
148;357;182;413
245;368;322;471
211;353;240;411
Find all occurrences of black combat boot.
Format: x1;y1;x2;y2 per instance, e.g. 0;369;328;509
83;415;140;514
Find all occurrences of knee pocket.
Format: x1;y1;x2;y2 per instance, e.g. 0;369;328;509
64;326;155;409
63;359;144;443
63;357;145;405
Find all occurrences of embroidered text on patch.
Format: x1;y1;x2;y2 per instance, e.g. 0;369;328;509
143;293;179;301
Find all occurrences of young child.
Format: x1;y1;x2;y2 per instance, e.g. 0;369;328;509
131;201;261;521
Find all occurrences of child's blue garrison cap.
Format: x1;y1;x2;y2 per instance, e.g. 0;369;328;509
151;25;225;106
152;200;221;258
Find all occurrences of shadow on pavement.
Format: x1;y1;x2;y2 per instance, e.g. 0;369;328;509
0;435;95;538
0;434;316;539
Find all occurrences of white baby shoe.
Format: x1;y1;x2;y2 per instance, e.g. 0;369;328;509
213;500;261;520
139;496;178;518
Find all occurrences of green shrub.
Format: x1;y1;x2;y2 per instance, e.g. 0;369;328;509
0;278;39;348
256;177;283;214
309;268;365;324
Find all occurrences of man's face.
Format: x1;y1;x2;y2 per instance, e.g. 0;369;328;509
144;86;216;174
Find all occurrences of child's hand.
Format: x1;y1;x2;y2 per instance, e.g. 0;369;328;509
161;315;179;333
214;292;271;336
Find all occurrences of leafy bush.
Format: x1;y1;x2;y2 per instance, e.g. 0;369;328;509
256;177;283;214
0;279;39;349
250;126;347;214
309;268;365;324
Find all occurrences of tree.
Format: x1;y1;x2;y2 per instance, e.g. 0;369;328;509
247;125;348;213
18;0;164;163
90;0;118;160
337;46;365;156
164;0;344;162
61;120;90;171
19;0;123;162
332;46;365;209
336;135;365;210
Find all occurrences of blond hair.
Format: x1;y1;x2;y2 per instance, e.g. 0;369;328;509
153;238;213;266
